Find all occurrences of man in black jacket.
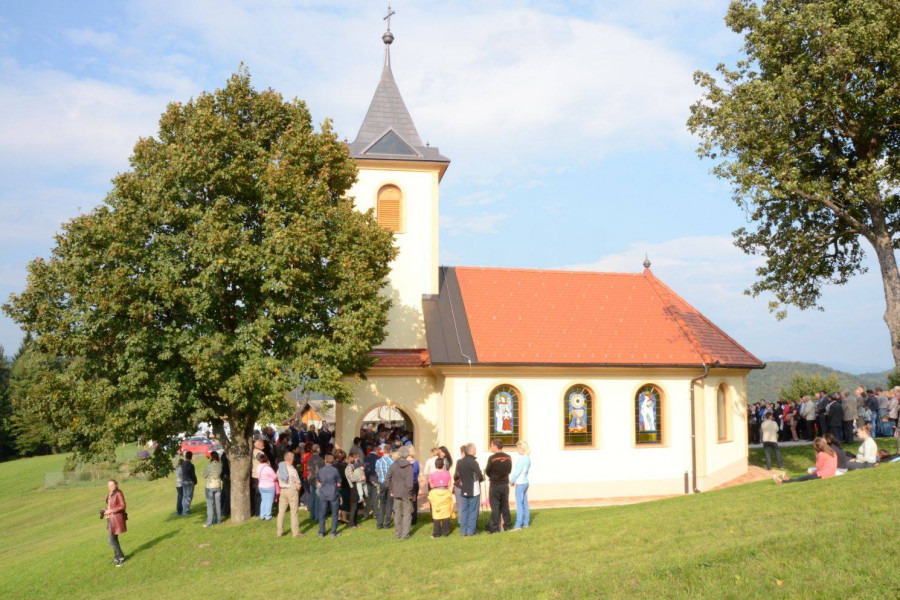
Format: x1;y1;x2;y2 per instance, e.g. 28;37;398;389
454;444;484;536
485;440;512;533
826;393;844;439
181;451;198;515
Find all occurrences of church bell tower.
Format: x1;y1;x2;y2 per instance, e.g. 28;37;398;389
347;7;449;350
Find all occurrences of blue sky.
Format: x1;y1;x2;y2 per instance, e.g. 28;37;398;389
0;0;894;372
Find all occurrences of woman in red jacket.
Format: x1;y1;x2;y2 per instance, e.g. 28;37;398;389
104;479;127;566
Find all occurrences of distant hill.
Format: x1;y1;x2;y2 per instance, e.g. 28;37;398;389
747;361;891;402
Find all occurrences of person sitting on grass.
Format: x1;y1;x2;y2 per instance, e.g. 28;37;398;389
822;433;849;475
775;437;836;484
848;424;878;470
427;457;456;538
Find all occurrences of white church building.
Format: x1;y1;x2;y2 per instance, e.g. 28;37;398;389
330;20;764;501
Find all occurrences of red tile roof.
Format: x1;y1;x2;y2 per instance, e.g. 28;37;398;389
370;348;431;368
452;266;763;368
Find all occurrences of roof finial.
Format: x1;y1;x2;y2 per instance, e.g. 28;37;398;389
382;4;395;67
643;253;651;270
383;4;396;43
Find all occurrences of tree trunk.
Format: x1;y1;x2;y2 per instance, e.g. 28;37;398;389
219;419;254;524
871;232;900;370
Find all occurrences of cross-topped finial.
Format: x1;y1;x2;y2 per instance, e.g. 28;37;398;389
384;4;396;31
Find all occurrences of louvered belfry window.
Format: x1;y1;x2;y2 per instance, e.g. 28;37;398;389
377;185;402;232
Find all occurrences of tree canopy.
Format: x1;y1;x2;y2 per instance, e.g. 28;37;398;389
688;0;900;367
3;69;397;521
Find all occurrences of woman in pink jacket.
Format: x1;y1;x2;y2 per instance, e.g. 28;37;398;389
104;479;127;566
775;438;837;484
257;454;278;520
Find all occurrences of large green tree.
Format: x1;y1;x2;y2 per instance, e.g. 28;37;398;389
3;70;397;522
7;335;61;457
0;346;12;460
689;0;900;367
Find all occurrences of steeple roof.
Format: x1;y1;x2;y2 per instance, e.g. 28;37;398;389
348;19;449;166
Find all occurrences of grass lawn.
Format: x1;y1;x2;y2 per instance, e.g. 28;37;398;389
1;444;899;600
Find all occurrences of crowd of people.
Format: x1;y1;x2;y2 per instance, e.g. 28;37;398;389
749;385;900;445
165;421;532;544
745;385;900;485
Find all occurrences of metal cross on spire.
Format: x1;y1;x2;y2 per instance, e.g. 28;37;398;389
384;3;396;31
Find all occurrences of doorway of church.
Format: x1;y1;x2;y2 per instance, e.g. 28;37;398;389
358;404;415;452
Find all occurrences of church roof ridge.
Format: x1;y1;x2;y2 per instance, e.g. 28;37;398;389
450;265;646;278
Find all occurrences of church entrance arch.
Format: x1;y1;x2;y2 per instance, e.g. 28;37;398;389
353;402;419;454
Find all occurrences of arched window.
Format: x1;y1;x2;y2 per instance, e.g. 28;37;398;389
635;384;663;444
376;184;402;232
488;384;520;447
563;384;594;447
717;384;729;441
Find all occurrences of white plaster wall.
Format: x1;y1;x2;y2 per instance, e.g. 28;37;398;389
442;370;750;499
699;374;749;482
348;164;440;349
336;372;442;462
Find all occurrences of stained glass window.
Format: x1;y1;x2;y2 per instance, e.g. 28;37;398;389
717;384;728;441
488;385;520;447
563;384;593;447
635;384;662;444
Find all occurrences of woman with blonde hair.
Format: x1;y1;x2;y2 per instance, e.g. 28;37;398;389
510;441;531;530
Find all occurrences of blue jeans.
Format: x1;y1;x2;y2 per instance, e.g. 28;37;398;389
181;482;195;515
318;497;339;536
459;495;479;536
259;487;275;520
307;487;319;522
176;486;183;515
205;488;222;526
514;483;529;528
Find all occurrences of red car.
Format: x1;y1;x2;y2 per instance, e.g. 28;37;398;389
179;437;213;457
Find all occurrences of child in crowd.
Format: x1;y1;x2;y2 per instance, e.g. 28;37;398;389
427;458;455;538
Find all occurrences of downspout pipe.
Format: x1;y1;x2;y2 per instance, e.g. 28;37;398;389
689;362;713;493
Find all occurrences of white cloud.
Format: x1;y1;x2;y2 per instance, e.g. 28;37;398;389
63;28;119;51
441;213;510;236
450;190;505;207
0;60;169;172
128;2;700;177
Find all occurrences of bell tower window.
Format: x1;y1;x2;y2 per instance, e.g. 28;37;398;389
376;184;403;233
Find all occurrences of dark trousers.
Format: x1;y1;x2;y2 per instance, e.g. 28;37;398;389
828;425;843;440
749;423;760;444
784;474;820;483
318;497;339;536
176;486;183;515
488;483;511;532
805;420;816;441
432;518;450;537
410;480;419;525
250;478;260;517
842;421;855;444
221;480;231;517
349;488;359;525
816;415;827;439
307;486;319;522
762;442;783;470
107;521;124;560
377;482;393;528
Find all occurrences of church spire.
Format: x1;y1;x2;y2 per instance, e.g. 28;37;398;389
348;5;449;168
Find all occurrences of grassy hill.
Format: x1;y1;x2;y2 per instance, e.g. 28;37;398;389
747;361;891;402
1;446;899;599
